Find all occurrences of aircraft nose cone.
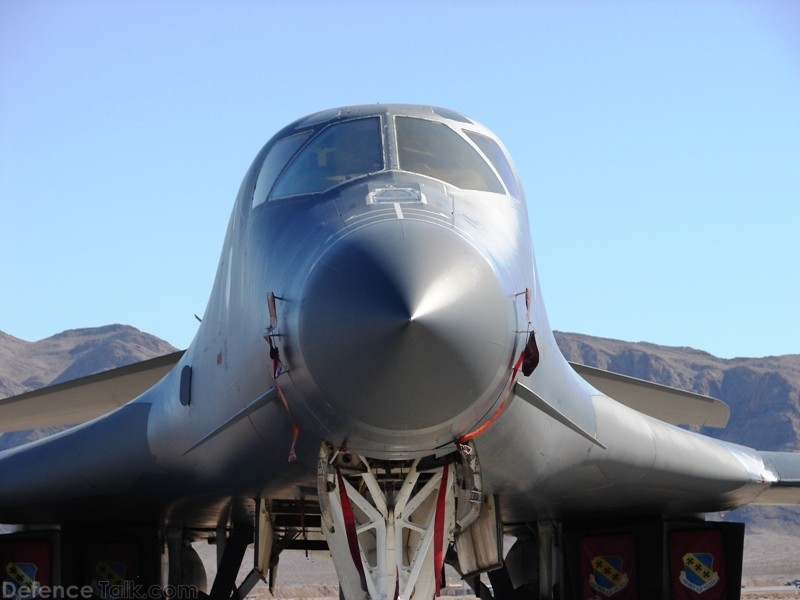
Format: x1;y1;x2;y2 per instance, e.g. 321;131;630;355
298;220;514;432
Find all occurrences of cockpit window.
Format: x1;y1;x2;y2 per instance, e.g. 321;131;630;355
396;117;505;194
465;131;520;198
270;117;383;199
252;131;312;209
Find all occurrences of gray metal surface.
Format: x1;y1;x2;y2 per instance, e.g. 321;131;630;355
569;361;730;427
0;351;183;431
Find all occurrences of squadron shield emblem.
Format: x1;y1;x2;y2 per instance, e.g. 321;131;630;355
589;555;630;597
580;535;637;599
679;552;720;594
93;560;128;599
4;562;38;599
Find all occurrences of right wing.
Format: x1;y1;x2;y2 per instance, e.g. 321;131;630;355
0;350;184;432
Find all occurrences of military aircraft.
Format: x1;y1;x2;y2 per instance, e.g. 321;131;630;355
2;105;798;600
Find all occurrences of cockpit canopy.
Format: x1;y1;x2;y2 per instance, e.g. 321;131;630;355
251;106;520;208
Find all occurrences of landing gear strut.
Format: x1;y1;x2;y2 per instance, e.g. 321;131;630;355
318;443;456;600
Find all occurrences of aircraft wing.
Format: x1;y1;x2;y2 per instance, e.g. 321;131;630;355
757;451;800;503
569;361;730;428
0;350;184;433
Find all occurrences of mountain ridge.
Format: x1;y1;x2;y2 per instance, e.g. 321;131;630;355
554;331;800;453
0;324;177;398
0;324;176;448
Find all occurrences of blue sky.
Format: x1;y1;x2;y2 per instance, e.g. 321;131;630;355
1;0;798;359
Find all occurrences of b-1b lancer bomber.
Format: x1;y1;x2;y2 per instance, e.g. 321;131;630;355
2;105;799;599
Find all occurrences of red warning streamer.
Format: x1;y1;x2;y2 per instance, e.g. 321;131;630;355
458;352;524;443
458;330;539;444
433;459;450;597
274;382;298;462
336;468;368;592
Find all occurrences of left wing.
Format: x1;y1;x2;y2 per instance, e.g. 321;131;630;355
570;361;730;428
756;451;800;503
0;350;184;432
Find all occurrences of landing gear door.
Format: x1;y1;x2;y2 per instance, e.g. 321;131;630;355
254;499;273;580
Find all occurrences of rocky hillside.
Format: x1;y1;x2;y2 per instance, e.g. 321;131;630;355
554;331;800;452
0;324;176;448
0;325;176;396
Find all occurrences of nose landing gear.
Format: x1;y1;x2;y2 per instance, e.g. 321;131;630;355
317;443;458;600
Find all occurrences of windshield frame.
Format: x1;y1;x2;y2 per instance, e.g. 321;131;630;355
394;116;506;195
268;116;385;202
